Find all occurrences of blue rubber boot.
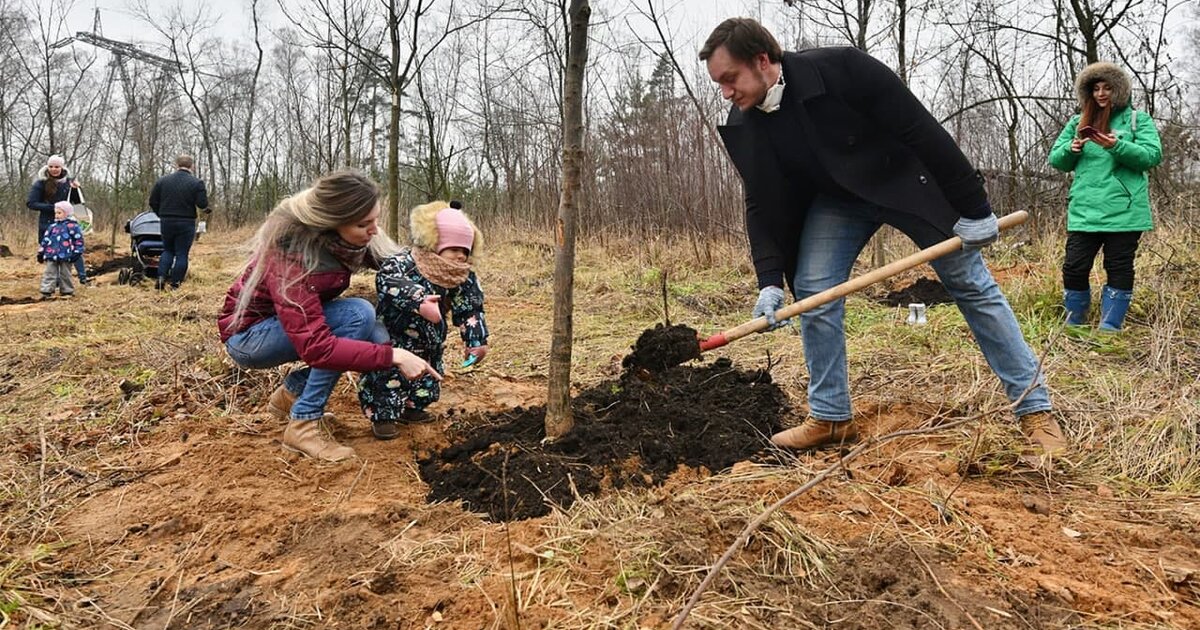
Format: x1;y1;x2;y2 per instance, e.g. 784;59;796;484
1063;288;1091;326
1098;286;1133;331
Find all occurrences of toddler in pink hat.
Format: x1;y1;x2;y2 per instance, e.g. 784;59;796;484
358;200;490;440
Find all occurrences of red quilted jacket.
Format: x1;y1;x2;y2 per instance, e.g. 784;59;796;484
218;249;392;373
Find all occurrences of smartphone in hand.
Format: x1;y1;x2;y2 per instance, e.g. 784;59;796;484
1079;125;1100;140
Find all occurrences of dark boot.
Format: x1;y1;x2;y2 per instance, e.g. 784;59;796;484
1098;286;1133;331
1063;288;1090;326
372;422;400;440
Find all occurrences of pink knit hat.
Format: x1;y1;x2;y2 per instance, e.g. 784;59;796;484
435;208;475;253
47;155;65;167
54;200;74;216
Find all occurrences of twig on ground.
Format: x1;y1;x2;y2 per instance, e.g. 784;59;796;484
672;325;1062;629
899;533;985;630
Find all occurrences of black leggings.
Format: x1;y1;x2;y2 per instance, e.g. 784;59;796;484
1062;231;1142;291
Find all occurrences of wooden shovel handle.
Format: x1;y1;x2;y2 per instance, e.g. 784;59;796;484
710;210;1029;348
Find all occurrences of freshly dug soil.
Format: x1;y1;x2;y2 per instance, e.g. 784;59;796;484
420;357;788;521
89;254;136;277
875;277;954;306
620;323;702;372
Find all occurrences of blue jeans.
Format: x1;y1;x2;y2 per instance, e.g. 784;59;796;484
74;255;88;284
159;218;197;286
791;195;1052;421
224;297;390;420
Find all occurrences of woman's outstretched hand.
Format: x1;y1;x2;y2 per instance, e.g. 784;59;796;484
392;348;441;381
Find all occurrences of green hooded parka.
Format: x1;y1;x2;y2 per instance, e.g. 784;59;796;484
1048;62;1162;232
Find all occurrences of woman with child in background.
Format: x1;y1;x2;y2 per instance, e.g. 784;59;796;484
27;154;89;286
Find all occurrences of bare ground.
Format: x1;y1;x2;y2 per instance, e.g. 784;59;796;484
2;228;1199;629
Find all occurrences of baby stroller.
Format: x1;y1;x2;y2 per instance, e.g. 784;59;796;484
117;211;163;286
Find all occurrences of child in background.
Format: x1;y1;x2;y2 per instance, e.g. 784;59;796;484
359;200;489;440
37;201;85;299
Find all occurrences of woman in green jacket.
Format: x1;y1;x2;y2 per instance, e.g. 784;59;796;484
1048;62;1162;331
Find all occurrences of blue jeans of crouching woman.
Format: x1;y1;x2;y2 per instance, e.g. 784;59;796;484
224;297;390;420
790;194;1053;422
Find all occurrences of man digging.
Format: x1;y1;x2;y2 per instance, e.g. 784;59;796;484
701;18;1066;457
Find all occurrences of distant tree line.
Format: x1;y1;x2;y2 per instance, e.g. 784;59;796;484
1;0;1196;249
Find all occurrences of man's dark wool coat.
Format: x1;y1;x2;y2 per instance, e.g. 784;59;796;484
718;46;990;290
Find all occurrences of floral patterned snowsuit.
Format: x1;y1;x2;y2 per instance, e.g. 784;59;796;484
358;249;487;423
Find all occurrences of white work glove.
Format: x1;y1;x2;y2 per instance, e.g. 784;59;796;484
752;286;788;331
953;211;999;251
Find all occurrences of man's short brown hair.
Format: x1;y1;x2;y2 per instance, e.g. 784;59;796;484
175;154;194;169
699;18;783;64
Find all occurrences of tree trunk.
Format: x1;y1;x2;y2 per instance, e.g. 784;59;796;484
545;0;591;440
896;0;907;85
239;0;265;220
385;0;403;240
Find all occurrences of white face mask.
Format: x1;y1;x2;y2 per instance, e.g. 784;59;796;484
757;71;786;113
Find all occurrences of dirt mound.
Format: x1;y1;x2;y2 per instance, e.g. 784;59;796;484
420;357;788;520
621;323;702;372
875;277;953;306
89;254;135;277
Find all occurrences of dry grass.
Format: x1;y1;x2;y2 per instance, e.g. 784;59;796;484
2;219;1199;627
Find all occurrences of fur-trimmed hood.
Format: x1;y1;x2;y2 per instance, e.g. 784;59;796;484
1074;62;1132;109
409;200;482;255
34;164;72;183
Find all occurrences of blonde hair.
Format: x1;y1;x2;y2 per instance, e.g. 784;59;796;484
409;200;483;256
225;170;399;334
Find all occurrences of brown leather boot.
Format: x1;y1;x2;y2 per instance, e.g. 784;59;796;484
372;422;400;440
771;418;858;450
282;420;355;462
268;385;296;420
1020;411;1067;455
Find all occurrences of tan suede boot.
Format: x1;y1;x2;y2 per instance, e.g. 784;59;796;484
770;418;858;450
1020;412;1068;456
282;420;355;462
268;385;296;420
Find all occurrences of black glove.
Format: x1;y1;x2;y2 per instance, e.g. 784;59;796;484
36;253;45;264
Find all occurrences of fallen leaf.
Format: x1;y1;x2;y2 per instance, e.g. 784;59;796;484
1062;526;1083;539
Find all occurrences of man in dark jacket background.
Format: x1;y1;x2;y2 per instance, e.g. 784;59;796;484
149;153;209;289
701;18;1063;457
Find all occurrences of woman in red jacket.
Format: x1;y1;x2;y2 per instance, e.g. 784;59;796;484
219;170;438;462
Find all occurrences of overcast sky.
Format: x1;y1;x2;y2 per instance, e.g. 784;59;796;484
60;0;1198;90
64;0;740;71
68;0;264;42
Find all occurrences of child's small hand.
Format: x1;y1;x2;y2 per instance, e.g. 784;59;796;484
418;294;442;324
